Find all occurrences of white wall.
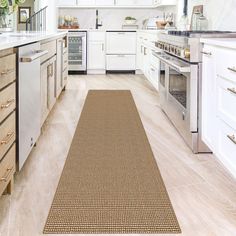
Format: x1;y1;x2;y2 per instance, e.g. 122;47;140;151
39;0;57;31
58;7;175;29
177;0;236;30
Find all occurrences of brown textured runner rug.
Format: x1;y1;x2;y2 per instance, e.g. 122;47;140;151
44;90;181;234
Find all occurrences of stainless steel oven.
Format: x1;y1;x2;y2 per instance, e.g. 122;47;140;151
68;31;87;72
155;52;199;152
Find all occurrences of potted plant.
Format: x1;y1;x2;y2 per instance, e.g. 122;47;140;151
0;0;25;30
125;16;137;25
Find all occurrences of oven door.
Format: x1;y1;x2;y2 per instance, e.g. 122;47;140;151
156;52;198;147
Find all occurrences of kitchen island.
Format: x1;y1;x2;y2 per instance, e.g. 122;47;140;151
0;31;68;197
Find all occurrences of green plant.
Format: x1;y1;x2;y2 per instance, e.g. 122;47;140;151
125;16;136;21
0;0;26;15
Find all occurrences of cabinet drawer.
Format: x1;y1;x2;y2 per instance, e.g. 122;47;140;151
41;40;57;63
0;83;16;124
106;55;136;70
218;120;236;170
88;32;105;41
216;48;236;83
0;144;15;196
217;76;236;129
0;112;15;160
0;54;16;90
106;32;137;54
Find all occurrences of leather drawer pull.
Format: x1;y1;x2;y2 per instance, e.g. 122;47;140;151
0;167;13;182
1;132;14;145
0;69;15;76
1;99;15;109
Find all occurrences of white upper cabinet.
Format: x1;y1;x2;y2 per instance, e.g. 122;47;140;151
153;0;176;6
115;0;153;6
77;0;96;5
96;0;114;5
56;0;175;7
57;0;77;6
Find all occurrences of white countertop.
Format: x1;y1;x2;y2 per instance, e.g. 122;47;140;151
201;38;236;50
0;31;67;51
58;28;166;33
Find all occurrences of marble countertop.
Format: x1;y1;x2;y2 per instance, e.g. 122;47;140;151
201;38;236;50
0;31;67;51
58;28;166;33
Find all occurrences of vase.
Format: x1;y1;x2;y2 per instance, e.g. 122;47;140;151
0;13;7;28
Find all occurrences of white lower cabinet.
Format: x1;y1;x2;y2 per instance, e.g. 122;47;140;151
202;45;217;150
202;42;236;177
218;120;236;174
88;32;106;73
106;55;136;70
88;42;105;70
106;32;136;55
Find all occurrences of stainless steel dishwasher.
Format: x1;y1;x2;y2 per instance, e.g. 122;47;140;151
18;42;48;170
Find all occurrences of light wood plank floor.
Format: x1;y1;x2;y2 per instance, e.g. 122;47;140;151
0;74;236;236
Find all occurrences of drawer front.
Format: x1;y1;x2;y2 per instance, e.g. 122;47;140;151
0;144;15;195
216;48;236;83
106;55;136;70
41;40;57;63
218;120;236;170
0;54;16;90
217;76;236;129
88;32;105;41
0;83;16;124
106;32;137;54
0;112;15;160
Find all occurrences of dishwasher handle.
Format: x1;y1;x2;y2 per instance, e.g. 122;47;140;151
20;50;48;63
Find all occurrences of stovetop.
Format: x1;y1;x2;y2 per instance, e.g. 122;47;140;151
168;30;236;38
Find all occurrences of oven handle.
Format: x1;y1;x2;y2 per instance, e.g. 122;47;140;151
154;53;191;73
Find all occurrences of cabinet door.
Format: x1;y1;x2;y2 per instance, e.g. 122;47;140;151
155;0;176;6
88;42;105;70
96;0;114;5
106;32;136;54
57;0;77;6
47;57;57;111
56;39;63;98
136;41;143;70
201;45;216;150
77;0;96;5
40;61;49;126
135;0;153;6
115;0;134;5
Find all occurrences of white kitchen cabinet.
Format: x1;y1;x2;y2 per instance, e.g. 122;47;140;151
201;45;217;150
88;32;106;73
106;32;136;54
106;55;136;70
47;56;57;111
201;41;236;178
77;0;95;5
40;56;57;126
153;0;176;6
115;0;153;6
57;0;77;6
96;0;114;5
88;42;105;70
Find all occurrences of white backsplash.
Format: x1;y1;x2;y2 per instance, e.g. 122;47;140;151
177;0;236;30
58;7;175;29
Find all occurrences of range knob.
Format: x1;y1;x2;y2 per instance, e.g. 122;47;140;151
184;48;191;58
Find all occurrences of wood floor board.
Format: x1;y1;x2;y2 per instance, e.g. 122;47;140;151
0;74;236;236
